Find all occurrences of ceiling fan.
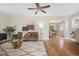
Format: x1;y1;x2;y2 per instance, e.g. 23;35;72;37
28;3;50;14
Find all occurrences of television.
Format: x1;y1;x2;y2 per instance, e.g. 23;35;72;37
0;33;7;41
22;27;28;31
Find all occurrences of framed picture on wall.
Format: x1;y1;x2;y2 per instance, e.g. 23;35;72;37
27;25;34;30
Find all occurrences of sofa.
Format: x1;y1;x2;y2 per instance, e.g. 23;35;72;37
24;32;38;41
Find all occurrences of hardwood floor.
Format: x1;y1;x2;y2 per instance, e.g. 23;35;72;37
44;35;79;56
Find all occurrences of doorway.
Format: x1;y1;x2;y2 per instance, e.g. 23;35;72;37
49;20;65;38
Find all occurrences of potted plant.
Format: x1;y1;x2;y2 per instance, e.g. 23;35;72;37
3;25;16;39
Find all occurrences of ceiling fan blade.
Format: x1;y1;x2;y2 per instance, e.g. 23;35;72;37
41;5;50;9
35;3;40;8
28;8;37;10
35;10;38;14
41;10;46;13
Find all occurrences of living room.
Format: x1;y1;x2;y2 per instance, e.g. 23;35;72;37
0;3;79;56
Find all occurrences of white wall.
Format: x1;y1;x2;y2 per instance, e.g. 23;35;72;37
63;12;79;42
69;12;79;42
8;16;65;40
0;13;9;33
0;11;78;41
64;17;71;39
0;13;70;40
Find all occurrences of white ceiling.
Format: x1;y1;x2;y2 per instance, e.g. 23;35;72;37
0;3;79;16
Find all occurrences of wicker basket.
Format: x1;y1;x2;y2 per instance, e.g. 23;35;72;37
12;39;22;49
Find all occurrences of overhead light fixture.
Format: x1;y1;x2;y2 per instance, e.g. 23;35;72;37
28;3;50;14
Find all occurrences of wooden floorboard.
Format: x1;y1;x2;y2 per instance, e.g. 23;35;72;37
44;36;79;56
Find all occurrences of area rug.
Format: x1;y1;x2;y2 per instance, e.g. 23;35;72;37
0;41;47;56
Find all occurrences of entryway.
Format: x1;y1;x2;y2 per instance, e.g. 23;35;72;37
49;20;65;38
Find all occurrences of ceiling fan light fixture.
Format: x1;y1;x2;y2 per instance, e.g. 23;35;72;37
28;3;50;15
